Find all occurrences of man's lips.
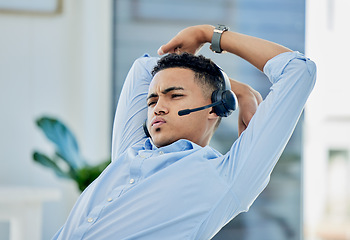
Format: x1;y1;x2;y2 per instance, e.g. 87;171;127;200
151;117;166;128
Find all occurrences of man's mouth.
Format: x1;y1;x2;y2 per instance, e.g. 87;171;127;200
151;117;166;128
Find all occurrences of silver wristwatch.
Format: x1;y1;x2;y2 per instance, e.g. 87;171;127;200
211;25;229;53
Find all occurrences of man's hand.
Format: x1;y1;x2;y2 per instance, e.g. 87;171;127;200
230;79;263;136
158;25;214;55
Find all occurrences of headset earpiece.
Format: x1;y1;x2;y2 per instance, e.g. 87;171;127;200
210;68;237;117
211;89;237;117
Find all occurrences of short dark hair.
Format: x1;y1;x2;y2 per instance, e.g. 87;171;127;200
152;53;225;129
152;53;225;99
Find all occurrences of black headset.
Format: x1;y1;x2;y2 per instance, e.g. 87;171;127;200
143;66;237;137
206;68;237;117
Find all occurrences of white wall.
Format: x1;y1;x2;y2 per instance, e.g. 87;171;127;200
0;0;112;238
304;0;350;239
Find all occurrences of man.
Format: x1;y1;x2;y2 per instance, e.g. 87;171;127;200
53;25;316;239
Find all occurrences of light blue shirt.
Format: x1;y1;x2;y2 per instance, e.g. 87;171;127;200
53;51;316;239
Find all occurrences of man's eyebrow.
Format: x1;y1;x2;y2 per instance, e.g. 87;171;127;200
147;86;185;100
147;93;158;100
161;86;185;94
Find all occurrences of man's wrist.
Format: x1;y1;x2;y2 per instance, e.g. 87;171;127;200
198;25;215;44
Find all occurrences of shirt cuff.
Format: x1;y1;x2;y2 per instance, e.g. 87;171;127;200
263;51;311;84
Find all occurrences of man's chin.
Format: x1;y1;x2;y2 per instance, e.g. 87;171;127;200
152;136;179;148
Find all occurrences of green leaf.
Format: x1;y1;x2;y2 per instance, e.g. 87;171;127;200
33;116;111;192
36;117;86;170
33;151;71;179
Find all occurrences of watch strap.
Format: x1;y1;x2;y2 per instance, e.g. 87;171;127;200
211;25;229;53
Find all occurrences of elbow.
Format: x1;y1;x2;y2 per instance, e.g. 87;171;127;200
305;58;317;85
304;58;317;91
291;57;317;91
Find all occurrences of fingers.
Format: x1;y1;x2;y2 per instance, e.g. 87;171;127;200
238;119;247;136
158;25;208;55
158;37;182;55
238;111;249;136
157;46;165;55
158;45;177;55
237;93;260;136
252;89;263;104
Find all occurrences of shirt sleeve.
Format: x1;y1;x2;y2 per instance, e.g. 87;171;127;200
221;51;317;211
111;54;159;161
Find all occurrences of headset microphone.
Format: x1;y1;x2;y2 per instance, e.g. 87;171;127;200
178;101;222;116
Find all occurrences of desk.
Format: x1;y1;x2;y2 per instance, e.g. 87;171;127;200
0;186;61;240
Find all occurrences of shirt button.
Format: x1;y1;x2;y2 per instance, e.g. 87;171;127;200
87;218;93;223
159;151;164;155
129;178;135;184
107;198;113;202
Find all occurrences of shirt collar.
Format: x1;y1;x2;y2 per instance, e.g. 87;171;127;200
144;138;202;153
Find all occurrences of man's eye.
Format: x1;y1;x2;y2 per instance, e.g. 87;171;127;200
148;101;156;107
172;94;184;98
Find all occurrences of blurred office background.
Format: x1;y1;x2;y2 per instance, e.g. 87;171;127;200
0;0;349;239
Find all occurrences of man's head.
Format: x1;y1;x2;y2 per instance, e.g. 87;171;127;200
146;53;226;148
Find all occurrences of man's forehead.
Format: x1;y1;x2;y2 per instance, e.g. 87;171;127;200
151;67;195;83
147;67;200;95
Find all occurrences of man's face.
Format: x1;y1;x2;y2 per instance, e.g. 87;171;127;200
147;68;216;148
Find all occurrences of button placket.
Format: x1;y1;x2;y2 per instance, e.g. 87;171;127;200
127;151;147;189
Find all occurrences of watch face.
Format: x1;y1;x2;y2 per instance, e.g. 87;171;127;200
217;25;228;31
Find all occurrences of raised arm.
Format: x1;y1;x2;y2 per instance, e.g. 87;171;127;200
111;55;158;160
158;24;291;71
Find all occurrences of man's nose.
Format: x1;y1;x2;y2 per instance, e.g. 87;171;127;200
153;99;169;115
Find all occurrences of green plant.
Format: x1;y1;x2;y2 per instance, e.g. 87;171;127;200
33;117;110;192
